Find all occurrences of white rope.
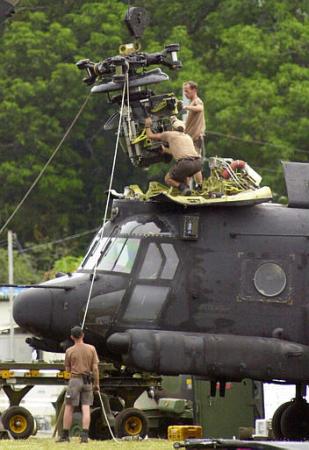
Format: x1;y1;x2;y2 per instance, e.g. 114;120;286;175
80;79;128;444
81;80;127;330
0;93;91;237
97;391;121;444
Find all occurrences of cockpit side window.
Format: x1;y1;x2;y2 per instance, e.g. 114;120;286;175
139;243;162;279
161;243;179;279
123;285;170;321
139;242;179;280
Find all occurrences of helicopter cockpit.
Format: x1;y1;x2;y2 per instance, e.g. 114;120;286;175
77;6;183;168
80;235;140;274
79;212;176;275
74;208;182;339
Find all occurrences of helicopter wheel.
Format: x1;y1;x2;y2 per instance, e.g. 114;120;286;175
280;399;309;440
114;407;149;438
271;401;292;440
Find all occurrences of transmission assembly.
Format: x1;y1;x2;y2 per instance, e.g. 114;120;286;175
77;7;183;168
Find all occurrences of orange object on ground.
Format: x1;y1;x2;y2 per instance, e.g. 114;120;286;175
168;425;203;441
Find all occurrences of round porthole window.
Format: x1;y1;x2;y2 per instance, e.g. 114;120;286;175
254;263;286;297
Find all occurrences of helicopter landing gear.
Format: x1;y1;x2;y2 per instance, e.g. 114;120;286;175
271;401;292;439
272;384;309;440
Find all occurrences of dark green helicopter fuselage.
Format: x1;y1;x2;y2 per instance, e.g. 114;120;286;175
13;196;309;383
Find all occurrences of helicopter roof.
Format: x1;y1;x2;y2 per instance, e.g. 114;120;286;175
114;182;273;207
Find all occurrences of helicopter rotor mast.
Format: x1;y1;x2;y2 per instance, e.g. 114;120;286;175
76;5;181;87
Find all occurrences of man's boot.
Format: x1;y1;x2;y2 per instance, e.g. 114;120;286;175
179;183;191;196
194;183;203;193
56;429;70;443
80;429;89;443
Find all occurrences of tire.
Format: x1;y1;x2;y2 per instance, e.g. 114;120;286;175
2;406;34;439
89;407;111;440
114;407;149;439
32;418;38;436
280;400;309;440
271;401;292;440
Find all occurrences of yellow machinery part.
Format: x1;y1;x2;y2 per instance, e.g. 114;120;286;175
124;415;143;436
57;370;71;380
25;370;40;377
131;128;147;144
9;415;27;434
0;370;14;379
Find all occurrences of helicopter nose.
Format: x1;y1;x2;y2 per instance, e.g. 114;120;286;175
13;288;52;336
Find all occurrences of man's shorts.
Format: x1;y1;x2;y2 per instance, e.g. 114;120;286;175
65;377;93;406
169;157;202;182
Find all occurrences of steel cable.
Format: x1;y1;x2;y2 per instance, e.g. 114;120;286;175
0;93;91;237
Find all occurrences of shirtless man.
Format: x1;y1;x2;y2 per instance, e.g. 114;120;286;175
183;81;206;155
56;326;99;444
145;116;203;196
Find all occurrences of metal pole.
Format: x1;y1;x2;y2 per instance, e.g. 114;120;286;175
7;230;14;360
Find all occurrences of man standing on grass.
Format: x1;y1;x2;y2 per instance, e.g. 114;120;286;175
57;326;100;444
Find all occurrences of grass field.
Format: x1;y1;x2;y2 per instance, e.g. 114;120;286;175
0;437;176;450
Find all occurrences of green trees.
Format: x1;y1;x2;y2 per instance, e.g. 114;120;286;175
0;0;308;268
0;249;41;284
138;0;309;193
0;1;136;246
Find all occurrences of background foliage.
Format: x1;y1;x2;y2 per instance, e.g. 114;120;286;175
0;0;308;280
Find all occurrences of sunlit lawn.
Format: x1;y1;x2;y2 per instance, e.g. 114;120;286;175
0;437;175;450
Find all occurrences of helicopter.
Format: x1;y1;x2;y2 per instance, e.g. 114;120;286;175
8;5;309;442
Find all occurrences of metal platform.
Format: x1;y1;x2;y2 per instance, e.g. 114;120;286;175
0;361;161;408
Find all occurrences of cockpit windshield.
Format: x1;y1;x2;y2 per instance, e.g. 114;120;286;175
97;238;139;273
81;236;108;270
80;236;140;274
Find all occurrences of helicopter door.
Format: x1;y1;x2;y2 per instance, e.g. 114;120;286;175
119;240;180;326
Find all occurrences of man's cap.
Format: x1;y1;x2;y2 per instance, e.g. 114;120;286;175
170;116;185;132
71;326;83;338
